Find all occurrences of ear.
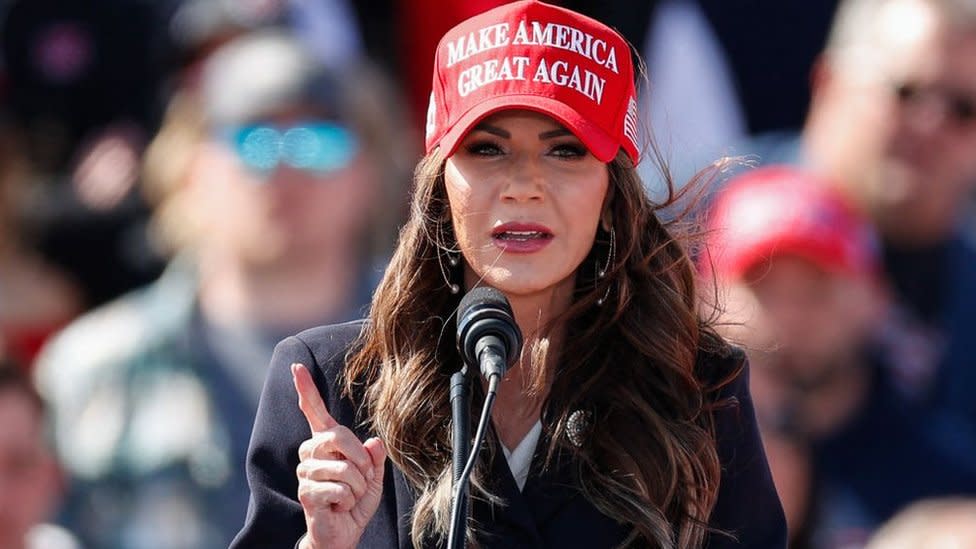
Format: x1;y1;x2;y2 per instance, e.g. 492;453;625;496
808;55;834;109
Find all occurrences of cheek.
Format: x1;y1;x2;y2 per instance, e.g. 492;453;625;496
311;165;374;228
855;100;896;156
564;181;609;249
788;286;868;356
444;169;480;247
569;187;606;232
195;163;263;228
830;85;895;160
943;135;976;177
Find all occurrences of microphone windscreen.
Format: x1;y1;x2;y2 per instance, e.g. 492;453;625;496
458;286;508;316
456;286;522;371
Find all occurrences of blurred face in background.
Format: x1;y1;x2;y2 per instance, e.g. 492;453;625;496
727;255;882;520
188;107;378;268
736;255;882;378
810;0;976;245
0;388;59;548
719;254;882;539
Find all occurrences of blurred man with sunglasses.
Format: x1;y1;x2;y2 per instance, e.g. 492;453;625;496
31;31;410;549
724;1;976;545
798;0;976;450
806;0;976;250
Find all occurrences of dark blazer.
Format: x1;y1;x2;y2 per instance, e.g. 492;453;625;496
232;321;787;548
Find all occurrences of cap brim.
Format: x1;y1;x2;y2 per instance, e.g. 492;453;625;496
721;235;870;282
436;94;620;163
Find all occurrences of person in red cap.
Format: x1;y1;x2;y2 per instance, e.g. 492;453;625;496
704;165;976;547
705;165;886;546
233;2;786;548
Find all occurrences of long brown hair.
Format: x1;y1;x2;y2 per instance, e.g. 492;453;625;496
345;144;735;548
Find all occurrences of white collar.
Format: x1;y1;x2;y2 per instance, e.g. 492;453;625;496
500;420;543;491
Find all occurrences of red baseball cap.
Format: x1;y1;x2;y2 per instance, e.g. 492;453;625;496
705;166;880;281
424;0;641;164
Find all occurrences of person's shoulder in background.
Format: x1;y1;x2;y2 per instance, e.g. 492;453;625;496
32;263;196;479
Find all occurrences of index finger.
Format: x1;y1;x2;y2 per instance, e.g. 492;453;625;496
291;363;338;433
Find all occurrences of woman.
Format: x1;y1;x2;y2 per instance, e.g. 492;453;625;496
233;2;786;548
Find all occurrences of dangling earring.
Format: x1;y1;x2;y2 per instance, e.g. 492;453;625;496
595;226;615;306
436;211;461;295
440;249;460;294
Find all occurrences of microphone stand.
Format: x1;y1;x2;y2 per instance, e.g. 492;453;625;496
449;367;471;549
451;286;522;548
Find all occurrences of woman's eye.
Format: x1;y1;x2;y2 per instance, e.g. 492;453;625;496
549;143;588;158
464;141;505;156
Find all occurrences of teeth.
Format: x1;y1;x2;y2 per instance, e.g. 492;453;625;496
498;231;546;240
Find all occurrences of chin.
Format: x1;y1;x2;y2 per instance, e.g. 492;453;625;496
480;267;574;298
879;162;926;202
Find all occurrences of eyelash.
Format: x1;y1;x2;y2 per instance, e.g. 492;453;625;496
549;143;587;158
465;140;505;156
463;140;588;159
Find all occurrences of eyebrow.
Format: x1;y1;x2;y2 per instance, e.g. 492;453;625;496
471;123;574;140
538;128;572;139
472;123;510;138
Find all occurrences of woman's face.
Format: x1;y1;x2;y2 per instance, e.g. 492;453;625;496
444;110;610;298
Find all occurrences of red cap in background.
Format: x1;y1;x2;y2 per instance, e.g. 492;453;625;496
705;165;880;281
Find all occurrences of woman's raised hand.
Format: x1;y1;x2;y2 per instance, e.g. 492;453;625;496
291;363;387;549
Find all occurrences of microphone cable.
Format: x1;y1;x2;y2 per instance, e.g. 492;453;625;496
446;372;501;549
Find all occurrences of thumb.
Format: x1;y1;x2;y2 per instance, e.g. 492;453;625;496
363;437;387;487
351;437;388;529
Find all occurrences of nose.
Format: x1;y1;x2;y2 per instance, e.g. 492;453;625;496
500;154;545;203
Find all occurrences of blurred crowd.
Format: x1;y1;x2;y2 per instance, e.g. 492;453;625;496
0;0;974;548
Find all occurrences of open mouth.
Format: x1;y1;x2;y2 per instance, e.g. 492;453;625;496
493;230;553;241
490;223;554;252
491;222;554;240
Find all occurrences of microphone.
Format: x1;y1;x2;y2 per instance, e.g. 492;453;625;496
456;286;523;381
448;286;522;549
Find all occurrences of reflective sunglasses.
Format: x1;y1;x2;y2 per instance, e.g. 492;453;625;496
224;122;358;175
892;81;976;127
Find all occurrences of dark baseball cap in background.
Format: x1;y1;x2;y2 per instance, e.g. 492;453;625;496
198;29;343;128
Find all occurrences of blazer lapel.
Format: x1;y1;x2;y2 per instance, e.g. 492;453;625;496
469;441;546;547
385;434;627;548
522;441;630;546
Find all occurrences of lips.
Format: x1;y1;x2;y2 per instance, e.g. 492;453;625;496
491;222;553;253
